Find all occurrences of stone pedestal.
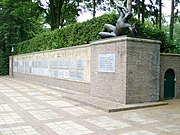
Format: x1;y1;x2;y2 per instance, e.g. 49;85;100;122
90;37;161;104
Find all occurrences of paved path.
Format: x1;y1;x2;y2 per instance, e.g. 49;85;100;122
0;76;179;135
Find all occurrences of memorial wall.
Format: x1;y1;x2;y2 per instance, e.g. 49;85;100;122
13;45;91;83
10;37;163;104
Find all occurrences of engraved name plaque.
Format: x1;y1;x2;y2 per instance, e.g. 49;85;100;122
98;54;115;72
13;46;90;83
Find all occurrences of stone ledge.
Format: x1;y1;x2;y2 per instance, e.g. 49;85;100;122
160;53;180;56
90;36;161;45
63;93;168;113
13;44;91;56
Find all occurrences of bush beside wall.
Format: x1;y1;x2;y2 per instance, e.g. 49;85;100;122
0;51;9;75
15;14;118;54
15;13;175;55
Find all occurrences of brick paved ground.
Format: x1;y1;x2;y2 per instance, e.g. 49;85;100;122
0;76;179;135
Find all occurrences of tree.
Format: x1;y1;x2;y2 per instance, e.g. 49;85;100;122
141;0;145;23
147;0;163;28
132;0;153;24
169;0;180;40
173;21;180;53
93;0;96;17
82;0;114;18
169;0;174;40
0;0;44;75
45;0;81;30
158;0;162;29
0;0;43;53
137;0;140;20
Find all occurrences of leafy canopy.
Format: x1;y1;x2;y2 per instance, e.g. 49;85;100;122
0;0;44;75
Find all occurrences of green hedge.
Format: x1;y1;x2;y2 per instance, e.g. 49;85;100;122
15;13;118;54
0;51;9;75
15;13;175;54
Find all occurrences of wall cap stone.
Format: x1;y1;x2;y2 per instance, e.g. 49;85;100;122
90;36;161;45
160;53;180;56
13;44;90;56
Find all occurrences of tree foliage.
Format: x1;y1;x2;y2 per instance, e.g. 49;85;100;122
0;51;9;75
169;0;180;40
163;21;180;54
82;0;113;17
44;0;82;30
118;0;179;44
0;0;43;52
0;0;44;75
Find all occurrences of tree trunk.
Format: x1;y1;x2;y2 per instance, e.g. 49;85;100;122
57;0;63;29
127;0;132;12
60;17;65;28
93;0;96;17
159;0;162;29
142;0;145;23
169;0;174;40
49;0;56;30
137;0;140;20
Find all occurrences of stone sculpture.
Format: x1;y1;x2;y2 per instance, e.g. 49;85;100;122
99;1;136;38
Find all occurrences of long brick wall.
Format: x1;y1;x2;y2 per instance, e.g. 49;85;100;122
9;37;180;104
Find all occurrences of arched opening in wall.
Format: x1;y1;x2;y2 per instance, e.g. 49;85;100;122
164;69;175;99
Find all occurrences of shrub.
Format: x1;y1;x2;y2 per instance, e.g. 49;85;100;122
137;22;177;53
15;13;118;54
15;13;174;54
0;51;9;75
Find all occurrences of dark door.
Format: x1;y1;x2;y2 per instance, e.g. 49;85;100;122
164;69;175;99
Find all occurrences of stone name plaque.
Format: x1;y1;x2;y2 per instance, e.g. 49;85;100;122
13;46;90;83
98;54;115;72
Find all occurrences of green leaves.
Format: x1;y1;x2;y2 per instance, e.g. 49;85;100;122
15;13;117;54
15;13;178;55
139;21;177;53
0;0;44;75
45;0;81;30
0;51;9;75
0;0;43;48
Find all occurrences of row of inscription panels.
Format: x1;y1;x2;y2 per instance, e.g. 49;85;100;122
14;60;84;69
13;67;84;81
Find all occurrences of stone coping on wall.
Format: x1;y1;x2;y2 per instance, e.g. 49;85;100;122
90;36;162;45
160;53;180;56
13;37;162;57
13;44;91;56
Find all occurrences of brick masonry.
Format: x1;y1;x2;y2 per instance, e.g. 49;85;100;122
160;54;180;99
90;40;127;104
90;37;160;104
126;41;160;103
